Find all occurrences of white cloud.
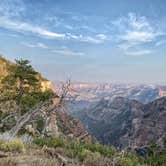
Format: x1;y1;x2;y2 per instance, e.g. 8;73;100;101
0;1;110;44
118;42;135;51
22;42;85;57
0;16;109;44
121;31;156;43
114;13;159;45
52;48;85;56
113;13;163;56
96;34;107;40
21;42;48;49
78;35;103;44
67;33;108;44
125;50;151;56
0;17;66;39
0;1;109;44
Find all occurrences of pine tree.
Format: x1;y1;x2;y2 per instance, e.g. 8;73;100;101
1;59;40;116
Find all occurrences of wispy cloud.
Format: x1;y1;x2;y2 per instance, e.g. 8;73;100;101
125;50;151;56
52;48;85;56
112;13;163;55
0;1;110;44
113;13;159;44
0;17;66;39
0;16;108;44
21;42;48;49
0;0;25;18
21;41;85;57
67;33;108;44
121;31;156;43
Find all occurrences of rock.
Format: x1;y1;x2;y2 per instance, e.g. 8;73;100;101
43;146;77;166
25;124;40;136
0;151;8;158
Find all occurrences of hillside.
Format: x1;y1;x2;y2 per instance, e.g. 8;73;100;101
0;56;13;81
0;55;52;91
0;57;92;141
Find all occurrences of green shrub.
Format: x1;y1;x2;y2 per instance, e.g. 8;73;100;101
0;139;25;153
83;143;116;157
77;149;91;161
117;151;141;166
142;143;166;166
33;136;116;161
118;158;136;166
66;139;84;156
144;149;166;166
33;137;64;148
84;152;111;166
0;111;9;120
36;119;45;132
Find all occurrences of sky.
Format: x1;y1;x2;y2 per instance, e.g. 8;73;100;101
0;0;166;84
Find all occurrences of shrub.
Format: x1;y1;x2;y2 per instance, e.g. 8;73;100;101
145;154;166;166
33;137;64;148
144;149;166;166
83;143;116;157
84;152;111;166
33;136;116;162
117;151;141;166
77;149;91;161
65;139;84;157
0;139;25;153
36;119;45;132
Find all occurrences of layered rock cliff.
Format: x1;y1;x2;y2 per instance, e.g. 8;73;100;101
75;97;166;148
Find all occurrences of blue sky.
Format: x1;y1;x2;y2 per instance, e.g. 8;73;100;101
0;0;166;83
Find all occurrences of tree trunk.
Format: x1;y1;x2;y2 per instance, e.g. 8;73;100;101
9;100;52;136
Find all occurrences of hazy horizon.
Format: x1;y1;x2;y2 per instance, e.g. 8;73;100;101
0;0;166;83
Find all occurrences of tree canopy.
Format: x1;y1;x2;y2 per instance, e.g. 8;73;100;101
0;59;54;116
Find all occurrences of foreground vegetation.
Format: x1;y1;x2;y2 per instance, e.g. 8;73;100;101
0;135;165;166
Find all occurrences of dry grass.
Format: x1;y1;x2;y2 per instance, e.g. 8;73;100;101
0;156;59;166
0;140;25;153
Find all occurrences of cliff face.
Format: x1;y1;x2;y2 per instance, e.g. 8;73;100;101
136;97;166;146
41;80;52;92
75;97;166;148
55;109;94;142
0;56;13;81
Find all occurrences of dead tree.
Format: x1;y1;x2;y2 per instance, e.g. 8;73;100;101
8;80;74;136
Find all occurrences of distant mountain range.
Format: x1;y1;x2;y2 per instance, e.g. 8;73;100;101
73;96;166;148
53;82;166;148
53;82;166;115
53;82;166;106
71;83;166;102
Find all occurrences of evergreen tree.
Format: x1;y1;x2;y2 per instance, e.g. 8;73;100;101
1;59;41;116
